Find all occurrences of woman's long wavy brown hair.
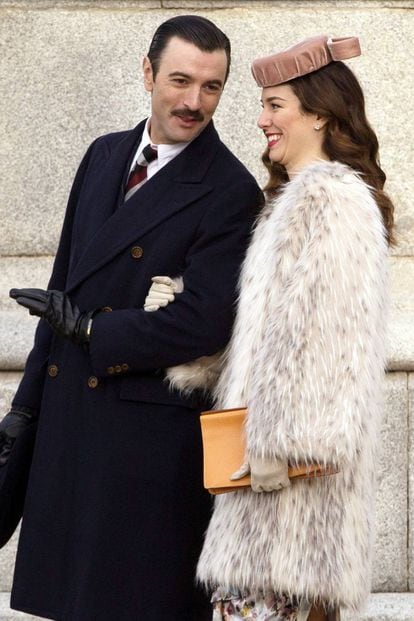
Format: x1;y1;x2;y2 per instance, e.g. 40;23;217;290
262;61;395;245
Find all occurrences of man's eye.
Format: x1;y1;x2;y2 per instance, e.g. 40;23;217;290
173;78;187;85
204;84;221;93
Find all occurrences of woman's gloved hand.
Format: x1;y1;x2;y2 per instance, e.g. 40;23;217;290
144;276;183;312
231;456;290;493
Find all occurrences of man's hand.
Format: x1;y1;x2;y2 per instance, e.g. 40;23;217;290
144;276;183;312
231;456;290;493
10;288;96;348
0;407;37;466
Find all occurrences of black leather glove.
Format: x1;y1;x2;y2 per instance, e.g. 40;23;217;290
0;406;37;467
10;288;97;348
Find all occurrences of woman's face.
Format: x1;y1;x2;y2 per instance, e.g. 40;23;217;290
257;83;326;175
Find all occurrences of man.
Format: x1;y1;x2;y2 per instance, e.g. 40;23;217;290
1;15;262;621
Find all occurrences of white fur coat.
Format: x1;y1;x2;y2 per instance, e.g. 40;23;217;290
194;161;389;611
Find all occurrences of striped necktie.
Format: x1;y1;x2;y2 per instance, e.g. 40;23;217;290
124;144;158;201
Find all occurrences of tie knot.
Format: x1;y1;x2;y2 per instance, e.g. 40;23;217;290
142;144;158;165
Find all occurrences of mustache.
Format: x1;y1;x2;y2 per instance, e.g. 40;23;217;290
172;109;204;122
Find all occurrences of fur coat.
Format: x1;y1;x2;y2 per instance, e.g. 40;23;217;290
189;161;388;611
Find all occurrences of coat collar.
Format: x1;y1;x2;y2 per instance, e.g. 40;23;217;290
66;121;220;292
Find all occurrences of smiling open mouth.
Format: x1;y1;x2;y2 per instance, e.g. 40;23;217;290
267;133;282;147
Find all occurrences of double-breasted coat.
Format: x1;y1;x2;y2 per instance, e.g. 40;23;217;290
10;119;262;621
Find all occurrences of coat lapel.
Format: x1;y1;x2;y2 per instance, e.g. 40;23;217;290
67;120;145;275
66;122;219;292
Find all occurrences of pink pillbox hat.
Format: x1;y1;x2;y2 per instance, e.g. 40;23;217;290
251;35;361;88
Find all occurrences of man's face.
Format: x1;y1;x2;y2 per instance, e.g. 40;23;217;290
143;36;228;144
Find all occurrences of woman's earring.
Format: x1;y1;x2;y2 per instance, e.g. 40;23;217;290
314;124;321;131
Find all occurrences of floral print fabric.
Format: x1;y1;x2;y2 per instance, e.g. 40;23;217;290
211;588;300;620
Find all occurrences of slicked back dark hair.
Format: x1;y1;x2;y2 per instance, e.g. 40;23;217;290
147;15;231;82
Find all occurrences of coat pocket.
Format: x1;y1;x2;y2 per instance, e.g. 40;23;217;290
119;374;210;411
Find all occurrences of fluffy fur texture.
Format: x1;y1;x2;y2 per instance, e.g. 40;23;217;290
166;351;223;394
196;161;389;612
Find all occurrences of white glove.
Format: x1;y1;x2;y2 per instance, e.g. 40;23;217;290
144;276;183;312
231;456;290;493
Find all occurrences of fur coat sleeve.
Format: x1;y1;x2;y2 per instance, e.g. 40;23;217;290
215;161;388;468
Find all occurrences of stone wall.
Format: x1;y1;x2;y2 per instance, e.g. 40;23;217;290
0;1;413;618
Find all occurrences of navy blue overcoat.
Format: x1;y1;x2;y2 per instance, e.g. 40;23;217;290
10;120;262;621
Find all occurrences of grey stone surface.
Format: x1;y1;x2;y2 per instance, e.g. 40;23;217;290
0;530;20;595
0;257;53;311
1;0;414;6
372;372;408;592
162;1;414;6
0;312;39;371
342;593;414;621
0;1;161;6
0;372;21;413
388;258;414;372
0;7;159;256
0;5;413;255
0;257;52;370
409;373;414;590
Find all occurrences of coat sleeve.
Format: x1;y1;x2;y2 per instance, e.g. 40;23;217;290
12;139;100;411
88;180;262;377
246;174;388;467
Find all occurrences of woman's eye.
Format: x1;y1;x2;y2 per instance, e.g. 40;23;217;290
271;103;281;110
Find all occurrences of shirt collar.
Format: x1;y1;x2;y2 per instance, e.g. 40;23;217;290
140;118;192;166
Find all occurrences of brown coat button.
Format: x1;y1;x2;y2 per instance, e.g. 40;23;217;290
102;306;113;312
121;363;129;372
48;364;59;377
114;365;122;374
107;366;115;375
131;246;143;259
87;376;99;389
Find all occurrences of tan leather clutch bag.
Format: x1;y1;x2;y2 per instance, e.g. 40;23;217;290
200;407;338;494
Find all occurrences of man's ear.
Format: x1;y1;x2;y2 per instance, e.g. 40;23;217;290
143;56;154;93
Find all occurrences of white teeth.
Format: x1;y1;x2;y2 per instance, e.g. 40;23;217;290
267;134;281;143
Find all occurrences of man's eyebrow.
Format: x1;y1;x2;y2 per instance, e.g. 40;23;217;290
168;71;191;79
168;71;223;87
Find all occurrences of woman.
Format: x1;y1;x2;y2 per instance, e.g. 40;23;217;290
145;35;394;620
